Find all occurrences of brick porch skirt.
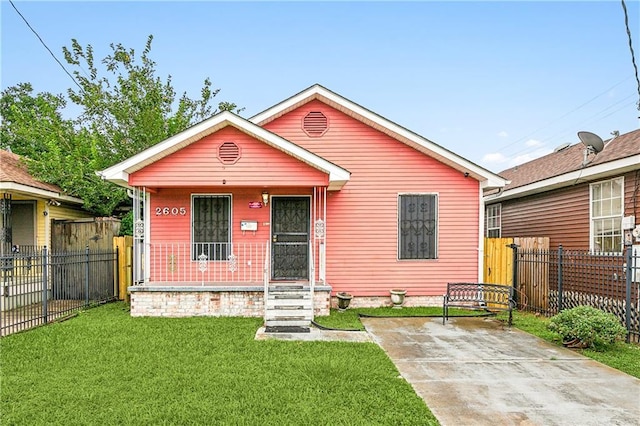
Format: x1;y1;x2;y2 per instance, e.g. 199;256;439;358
129;286;331;318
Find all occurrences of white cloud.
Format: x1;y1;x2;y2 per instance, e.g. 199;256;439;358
497;131;508;138
525;138;543;147
481;152;508;164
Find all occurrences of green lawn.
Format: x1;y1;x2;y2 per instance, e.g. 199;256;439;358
500;310;640;379
0;302;437;425
316;307;640;379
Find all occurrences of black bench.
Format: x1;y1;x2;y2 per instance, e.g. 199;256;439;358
443;282;515;326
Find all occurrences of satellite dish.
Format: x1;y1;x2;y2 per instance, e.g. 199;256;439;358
577;131;604;154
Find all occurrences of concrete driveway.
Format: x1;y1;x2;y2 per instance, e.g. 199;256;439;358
361;316;640;426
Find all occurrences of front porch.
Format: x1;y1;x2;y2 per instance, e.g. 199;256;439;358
129;240;332;324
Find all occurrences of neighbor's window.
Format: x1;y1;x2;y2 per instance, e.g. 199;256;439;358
486;204;501;238
192;195;231;260
590;177;623;253
398;194;437;260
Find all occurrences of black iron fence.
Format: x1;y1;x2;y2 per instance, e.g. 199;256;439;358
0;246;118;336
514;245;639;343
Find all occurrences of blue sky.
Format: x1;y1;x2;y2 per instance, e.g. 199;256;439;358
2;1;639;173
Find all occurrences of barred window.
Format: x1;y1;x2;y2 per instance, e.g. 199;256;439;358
192;195;231;260
398;194;437;260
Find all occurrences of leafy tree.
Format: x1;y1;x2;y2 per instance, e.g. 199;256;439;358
0;83;73;159
1;35;238;216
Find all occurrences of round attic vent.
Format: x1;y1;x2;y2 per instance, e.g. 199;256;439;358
217;142;240;164
303;111;328;137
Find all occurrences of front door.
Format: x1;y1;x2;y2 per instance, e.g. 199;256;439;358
271;197;310;280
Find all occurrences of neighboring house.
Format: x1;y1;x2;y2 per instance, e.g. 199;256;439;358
98;84;507;325
1;149;96;311
484;128;640;252
0;150;93;253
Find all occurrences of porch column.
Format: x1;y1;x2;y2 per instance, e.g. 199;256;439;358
132;187;148;285
313;187;327;283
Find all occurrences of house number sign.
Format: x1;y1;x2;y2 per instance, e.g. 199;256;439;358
155;207;187;216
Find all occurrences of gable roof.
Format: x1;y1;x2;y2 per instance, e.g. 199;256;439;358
250;84;507;190
97;111;351;190
486;128;640;202
0;150;82;203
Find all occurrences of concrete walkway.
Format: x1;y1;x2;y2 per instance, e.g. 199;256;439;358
361;316;640;426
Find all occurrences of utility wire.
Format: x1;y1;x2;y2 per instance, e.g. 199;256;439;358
491;77;632;156
9;0;82;91
621;0;640;112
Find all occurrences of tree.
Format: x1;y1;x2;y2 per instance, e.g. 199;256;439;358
0;35;238;216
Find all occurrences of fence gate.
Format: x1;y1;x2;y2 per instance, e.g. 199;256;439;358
484;237;550;308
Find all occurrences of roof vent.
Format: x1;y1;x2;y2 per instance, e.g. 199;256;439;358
553;142;571;152
217;142;241;164
303;111;328;137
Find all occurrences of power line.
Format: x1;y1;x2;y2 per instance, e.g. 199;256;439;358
621;0;640;112
9;0;82;91
492;77;632;156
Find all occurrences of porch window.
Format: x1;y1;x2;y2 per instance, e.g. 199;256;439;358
590;177;623;253
192;195;231;261
398;194;437;260
485;204;501;238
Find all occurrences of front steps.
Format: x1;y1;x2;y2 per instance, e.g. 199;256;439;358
264;284;313;331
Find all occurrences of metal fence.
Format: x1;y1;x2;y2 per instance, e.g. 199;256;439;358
515;245;639;343
0;246;118;336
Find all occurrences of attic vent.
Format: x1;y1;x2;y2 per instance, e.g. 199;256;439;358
554;142;571;152
217;142;241;164
303;111;328;137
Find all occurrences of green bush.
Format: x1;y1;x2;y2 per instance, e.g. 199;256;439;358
548;306;627;350
119;211;133;236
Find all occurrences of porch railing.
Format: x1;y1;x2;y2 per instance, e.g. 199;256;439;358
146;242;268;284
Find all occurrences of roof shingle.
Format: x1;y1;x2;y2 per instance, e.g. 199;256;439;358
497;128;640;190
0;150;63;193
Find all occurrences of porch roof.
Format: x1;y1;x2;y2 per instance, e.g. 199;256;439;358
97;112;351;191
250;84;507;190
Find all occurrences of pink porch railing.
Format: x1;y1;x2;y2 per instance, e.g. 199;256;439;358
147;242;268;284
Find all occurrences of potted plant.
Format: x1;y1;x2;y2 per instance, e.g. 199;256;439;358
390;289;407;308
336;292;353;312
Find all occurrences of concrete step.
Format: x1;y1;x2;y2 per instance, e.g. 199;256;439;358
265;319;312;328
265;311;313;320
266;298;312;307
270;293;309;300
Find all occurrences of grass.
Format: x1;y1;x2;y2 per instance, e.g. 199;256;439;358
498;310;640;379
0;302;438;425
316;307;640;379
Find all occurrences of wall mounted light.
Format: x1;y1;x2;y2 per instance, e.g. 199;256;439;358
47;199;61;206
262;191;269;205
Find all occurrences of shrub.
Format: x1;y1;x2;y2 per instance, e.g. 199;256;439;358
548;306;626;350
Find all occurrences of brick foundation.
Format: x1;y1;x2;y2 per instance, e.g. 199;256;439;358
331;295;443;310
129;286;332;318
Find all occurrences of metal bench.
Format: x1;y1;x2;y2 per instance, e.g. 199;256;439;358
443;282;515;326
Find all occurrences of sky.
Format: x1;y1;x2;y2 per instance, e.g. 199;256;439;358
1;0;639;174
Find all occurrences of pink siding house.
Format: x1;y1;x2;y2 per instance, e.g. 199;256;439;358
99;85;507;327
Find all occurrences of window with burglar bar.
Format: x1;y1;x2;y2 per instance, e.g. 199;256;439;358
398;194;437;260
192;195;231;261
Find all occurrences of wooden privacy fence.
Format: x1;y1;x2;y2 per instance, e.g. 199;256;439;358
483;237;550;309
113;236;133;300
